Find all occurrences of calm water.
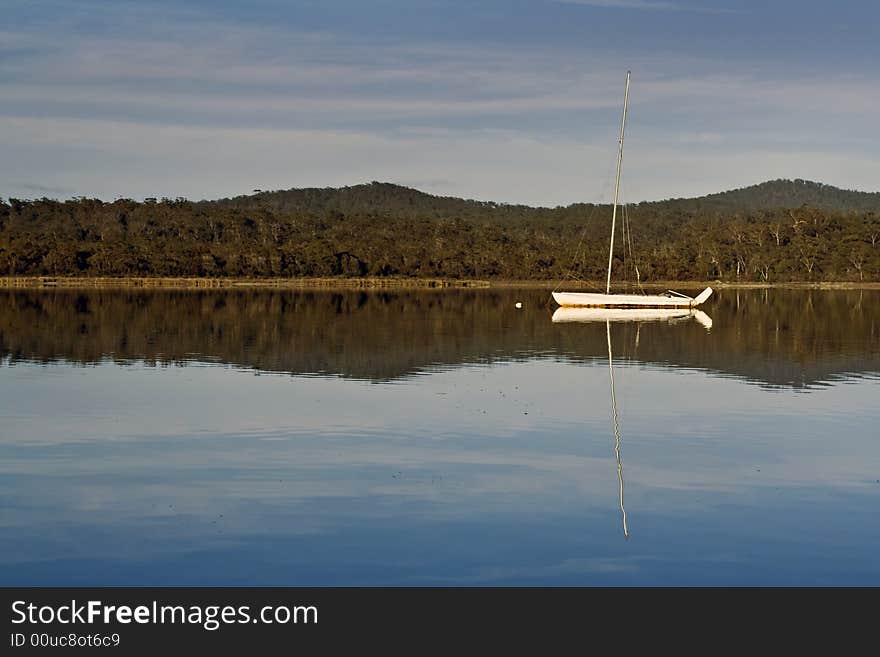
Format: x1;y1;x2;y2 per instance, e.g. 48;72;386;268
1;287;878;585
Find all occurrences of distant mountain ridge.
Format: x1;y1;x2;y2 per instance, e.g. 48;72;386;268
208;181;537;220
209;178;880;215
652;179;880;213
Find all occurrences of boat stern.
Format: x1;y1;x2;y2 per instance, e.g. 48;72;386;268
692;287;713;306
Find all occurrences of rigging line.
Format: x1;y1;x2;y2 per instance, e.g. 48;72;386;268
550;155;618;298
629;205;645;294
615;172;631;291
617;191;631;290
623;202;634;288
552;201;600;292
625;203;633;282
619;198;627;284
623;201;632;286
620;178;630;285
620;174;645;295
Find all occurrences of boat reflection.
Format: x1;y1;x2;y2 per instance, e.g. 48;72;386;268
551;306;713;330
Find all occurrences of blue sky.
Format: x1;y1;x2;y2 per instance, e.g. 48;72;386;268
2;0;878;205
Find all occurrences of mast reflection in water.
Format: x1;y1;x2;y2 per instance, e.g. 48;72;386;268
552;307;714;539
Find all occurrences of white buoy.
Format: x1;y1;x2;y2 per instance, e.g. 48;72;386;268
515;302;523;309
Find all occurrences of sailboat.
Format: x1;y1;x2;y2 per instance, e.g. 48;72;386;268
552;71;713;309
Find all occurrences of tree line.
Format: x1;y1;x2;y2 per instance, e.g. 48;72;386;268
1;180;878;281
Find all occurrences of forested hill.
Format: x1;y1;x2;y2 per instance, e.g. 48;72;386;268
652;179;880;214
1;179;878;281
209;182;544;221
210;179;880;216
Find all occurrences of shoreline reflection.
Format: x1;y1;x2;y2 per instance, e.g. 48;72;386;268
1;288;877;388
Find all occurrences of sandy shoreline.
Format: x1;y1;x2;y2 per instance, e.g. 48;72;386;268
0;276;878;291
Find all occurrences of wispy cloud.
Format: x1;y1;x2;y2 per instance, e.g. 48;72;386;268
4;18;877;126
16;183;73;196
558;0;679;9
557;0;738;13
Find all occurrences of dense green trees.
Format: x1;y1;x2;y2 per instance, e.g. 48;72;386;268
1;180;878;281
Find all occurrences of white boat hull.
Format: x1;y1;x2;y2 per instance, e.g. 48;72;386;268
552;286;713;308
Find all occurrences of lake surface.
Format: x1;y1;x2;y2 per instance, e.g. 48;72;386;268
1;287;878;585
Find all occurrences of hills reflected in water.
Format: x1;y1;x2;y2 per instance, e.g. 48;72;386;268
1;288;878;388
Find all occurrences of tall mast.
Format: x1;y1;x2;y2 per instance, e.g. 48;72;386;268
605;70;631;295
